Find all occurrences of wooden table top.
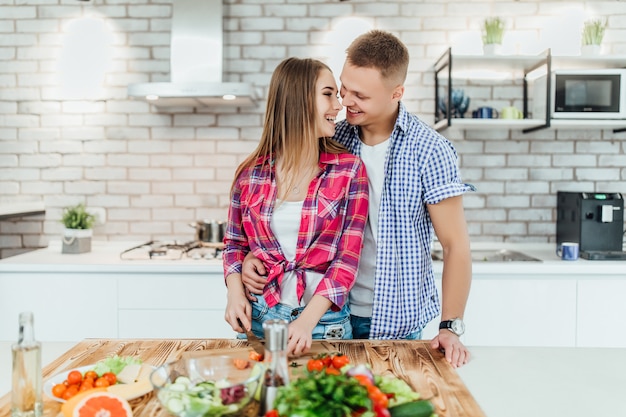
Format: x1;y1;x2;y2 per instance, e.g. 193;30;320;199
0;339;484;417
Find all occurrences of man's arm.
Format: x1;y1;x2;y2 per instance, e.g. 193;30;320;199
427;195;472;368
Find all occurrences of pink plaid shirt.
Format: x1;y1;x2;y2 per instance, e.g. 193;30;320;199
223;152;369;310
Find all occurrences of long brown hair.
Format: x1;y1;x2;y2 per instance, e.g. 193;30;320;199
233;57;346;197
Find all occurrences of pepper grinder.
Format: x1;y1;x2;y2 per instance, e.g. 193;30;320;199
11;311;43;417
260;319;289;415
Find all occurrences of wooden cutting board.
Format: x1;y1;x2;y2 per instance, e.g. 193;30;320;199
0;339;485;417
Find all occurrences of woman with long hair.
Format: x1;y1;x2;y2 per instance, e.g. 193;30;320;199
223;57;369;355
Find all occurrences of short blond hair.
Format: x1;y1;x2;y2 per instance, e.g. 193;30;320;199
346;30;409;85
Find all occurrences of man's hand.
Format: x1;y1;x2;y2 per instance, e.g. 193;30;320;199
430;331;470;368
242;252;267;301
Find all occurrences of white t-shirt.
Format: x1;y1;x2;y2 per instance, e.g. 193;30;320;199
271;200;324;307
349;139;390;317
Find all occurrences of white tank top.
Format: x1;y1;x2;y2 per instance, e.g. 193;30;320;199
350;139;390;317
271;200;324;307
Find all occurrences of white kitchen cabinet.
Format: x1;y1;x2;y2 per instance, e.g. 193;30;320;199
422;274;577;347
577;279;626;348
117;274;233;338
0;273;118;341
2;242;626;347
462;277;577;346
118;310;234;339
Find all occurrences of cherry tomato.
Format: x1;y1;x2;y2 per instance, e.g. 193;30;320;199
373;403;391;417
331;354;350;369
306;359;324;372
62;385;79;400
249;351;264;362
94;377;110;388
325;367;341;375
79;381;93;392
51;383;67;398
320;355;332;367
66;370;83;386
264;410;279;417
102;372;117;386
84;370;98;381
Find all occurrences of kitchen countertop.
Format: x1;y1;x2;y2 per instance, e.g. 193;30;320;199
0;241;223;273
1;240;625;277
0;340;625;417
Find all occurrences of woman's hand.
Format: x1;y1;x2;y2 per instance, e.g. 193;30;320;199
287;317;316;356
224;273;253;333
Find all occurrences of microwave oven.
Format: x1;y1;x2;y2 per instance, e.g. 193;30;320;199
532;69;626;119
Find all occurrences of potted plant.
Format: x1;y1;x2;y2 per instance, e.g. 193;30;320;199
60;203;96;254
482;17;505;55
581;18;607;55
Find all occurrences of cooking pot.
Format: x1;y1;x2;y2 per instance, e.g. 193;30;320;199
189;220;225;243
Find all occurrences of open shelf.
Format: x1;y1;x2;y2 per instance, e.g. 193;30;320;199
433;48;626;134
434;118;626;131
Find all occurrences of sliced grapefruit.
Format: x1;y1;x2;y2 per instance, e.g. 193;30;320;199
61;388;108;417
72;391;133;417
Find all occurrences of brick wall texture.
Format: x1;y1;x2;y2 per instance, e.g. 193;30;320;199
1;0;626;257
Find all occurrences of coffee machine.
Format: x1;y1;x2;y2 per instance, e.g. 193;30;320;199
556;191;626;260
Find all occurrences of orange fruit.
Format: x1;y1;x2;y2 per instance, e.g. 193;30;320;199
72;391;133;417
61;388;108;417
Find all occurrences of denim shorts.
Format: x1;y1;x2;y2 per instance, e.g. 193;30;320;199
350;315;422;340
238;295;352;340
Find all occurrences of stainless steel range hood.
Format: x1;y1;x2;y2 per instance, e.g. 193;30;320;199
127;0;255;108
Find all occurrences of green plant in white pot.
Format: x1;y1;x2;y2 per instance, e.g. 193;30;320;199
60;203;96;254
482;17;505;55
581;18;607;55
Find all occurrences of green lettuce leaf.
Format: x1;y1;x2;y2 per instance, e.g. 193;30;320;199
92;355;142;376
375;375;421;408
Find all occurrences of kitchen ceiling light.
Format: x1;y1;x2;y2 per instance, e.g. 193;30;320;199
222;94;236;101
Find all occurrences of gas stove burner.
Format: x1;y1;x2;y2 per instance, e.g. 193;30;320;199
120;240;222;260
121;240;196;260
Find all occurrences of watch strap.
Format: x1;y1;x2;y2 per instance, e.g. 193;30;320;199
439;320;453;330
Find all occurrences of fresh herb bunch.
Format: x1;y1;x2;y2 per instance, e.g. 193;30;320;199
582;18;607;46
60;203;96;229
273;372;372;417
482;17;505;45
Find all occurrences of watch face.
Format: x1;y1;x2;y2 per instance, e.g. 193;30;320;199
451;319;465;336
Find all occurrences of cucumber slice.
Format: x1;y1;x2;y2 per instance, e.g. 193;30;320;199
166;398;185;414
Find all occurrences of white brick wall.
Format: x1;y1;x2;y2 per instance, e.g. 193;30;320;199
1;0;626;258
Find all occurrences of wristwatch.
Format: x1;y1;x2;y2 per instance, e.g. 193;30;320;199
439;318;465;336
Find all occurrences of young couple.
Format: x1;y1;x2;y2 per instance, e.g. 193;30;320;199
223;30;473;368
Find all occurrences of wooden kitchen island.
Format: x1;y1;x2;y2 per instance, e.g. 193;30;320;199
0;339;484;417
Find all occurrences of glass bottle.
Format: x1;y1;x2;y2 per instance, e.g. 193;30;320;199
11;312;43;417
260;319;289;415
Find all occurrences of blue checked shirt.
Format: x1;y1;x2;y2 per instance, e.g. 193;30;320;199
334;102;474;339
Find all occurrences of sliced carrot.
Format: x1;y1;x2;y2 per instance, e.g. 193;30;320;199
233;358;250;370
